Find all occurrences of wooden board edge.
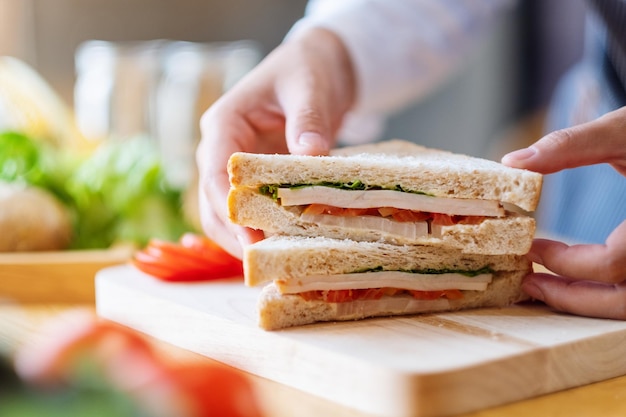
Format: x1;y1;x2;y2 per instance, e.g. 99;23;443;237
94;265;626;417
0;246;133;303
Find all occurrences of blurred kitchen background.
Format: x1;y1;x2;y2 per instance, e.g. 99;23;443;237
0;0;586;174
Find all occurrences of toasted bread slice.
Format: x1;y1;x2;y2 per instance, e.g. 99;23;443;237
245;236;531;330
228;139;543;212
229;187;536;255
257;273;528;330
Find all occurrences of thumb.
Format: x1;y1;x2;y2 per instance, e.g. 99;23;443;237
501;106;626;174
287;113;333;157
282;89;334;156
277;28;354;157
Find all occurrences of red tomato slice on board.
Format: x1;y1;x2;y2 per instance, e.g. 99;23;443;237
179;233;232;259
133;250;231;282
132;234;243;282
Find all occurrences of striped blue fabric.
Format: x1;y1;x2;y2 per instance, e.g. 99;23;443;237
538;2;626;244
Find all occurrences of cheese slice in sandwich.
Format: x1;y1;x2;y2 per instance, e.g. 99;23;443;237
244;236;531;330
227;139;543;255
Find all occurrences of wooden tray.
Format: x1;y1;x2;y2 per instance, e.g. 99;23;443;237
95;264;626;417
0;246;133;303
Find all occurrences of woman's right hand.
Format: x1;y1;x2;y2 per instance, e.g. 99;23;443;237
196;28;356;258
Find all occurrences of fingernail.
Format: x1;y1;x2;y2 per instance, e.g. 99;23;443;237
502;147;536;163
297;132;328;152
522;281;545;302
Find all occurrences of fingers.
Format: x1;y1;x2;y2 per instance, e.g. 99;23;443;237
528;222;626;284
195;28;355;256
523;222;626;320
197;63;292;257
527;239;623;284
283;89;333;156
279;59;334;156
194;164;273;259
279;28;356;156
196;106;261;259
502;106;626;174
197;190;262;259
523;273;626;320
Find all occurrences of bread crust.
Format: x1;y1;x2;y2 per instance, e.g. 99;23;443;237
257;270;529;330
229;187;535;256
228;139;543;212
247;236;531;330
245;236;531;287
229;140;539;330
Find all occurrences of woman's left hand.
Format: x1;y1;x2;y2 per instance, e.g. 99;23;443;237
502;106;626;319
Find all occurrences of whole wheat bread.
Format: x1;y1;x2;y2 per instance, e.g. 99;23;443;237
230;187;536;255
228;139;542;212
247;237;531;330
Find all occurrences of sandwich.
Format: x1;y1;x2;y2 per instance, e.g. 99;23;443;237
244;236;531;330
227;140;542;255
227;139;542;330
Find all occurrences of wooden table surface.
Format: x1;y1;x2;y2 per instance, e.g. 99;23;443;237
3;303;626;417
2;252;626;417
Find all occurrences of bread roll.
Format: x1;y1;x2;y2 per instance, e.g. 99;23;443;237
0;182;72;251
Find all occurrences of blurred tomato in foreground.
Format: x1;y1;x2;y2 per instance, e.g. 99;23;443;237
132;233;243;282
11;309;263;417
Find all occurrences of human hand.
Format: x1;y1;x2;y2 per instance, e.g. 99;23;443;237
502;106;626;319
196;28;355;258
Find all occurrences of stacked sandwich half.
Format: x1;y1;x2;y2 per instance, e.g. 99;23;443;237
227;140;543;330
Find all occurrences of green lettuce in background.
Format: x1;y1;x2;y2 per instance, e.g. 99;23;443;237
67;135;192;248
0;131;78;204
0;131;193;249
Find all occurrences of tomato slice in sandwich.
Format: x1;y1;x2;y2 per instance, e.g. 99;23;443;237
298;288;464;303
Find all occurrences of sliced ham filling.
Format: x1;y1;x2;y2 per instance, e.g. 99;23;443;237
274;186;503;239
276;271;493;303
276;187;505;217
266;186;500;304
277;271;492;294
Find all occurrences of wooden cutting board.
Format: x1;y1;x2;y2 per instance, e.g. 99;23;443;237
95;265;626;417
0;246;133;302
